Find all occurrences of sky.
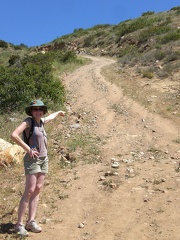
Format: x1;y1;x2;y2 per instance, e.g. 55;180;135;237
1;0;179;47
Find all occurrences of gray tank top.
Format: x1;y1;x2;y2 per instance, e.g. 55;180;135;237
24;117;47;157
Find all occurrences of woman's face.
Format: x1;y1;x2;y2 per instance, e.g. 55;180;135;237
31;107;44;118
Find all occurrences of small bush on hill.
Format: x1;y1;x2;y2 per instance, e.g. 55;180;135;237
142;70;154;79
8;54;21;66
171;6;180;11
55;51;77;63
91;24;111;30
166;51;180;62
0;50;80;113
84;35;95;47
0;63;65;113
0;40;8;48
154;50;167;60
116;16;162;41
118;45;138;58
142;11;155;16
158;29;180;44
73;28;88;37
138;24;171;44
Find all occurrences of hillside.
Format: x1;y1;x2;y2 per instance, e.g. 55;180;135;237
0;7;180;240
0;7;179;121
1;54;179;240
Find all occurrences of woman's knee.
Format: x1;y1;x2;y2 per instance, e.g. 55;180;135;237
24;187;35;198
35;183;43;192
36;173;45;191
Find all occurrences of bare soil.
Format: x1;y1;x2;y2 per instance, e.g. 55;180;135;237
1;56;180;240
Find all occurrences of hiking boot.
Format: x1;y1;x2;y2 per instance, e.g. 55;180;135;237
25;220;42;233
14;223;28;236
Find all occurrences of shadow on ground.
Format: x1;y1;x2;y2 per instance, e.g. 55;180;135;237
0;222;15;234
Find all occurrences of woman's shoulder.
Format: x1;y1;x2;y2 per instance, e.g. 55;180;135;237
24;116;32;122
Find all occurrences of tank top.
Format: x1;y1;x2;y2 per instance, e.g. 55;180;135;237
24;117;47;157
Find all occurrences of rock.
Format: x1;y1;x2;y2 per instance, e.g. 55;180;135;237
143;196;149;202
70;123;80;129
112;172;119;176
8;118;18;122
0;145;25;167
122;159;134;163
0;138;12;151
40;217;51;224
78;222;85;228
105;171;111;176
99;176;106;181
111;162;119;168
110;182;117;188
111;158;120;168
104;171;119;176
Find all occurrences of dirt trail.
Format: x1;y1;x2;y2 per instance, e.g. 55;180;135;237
35;56;180;240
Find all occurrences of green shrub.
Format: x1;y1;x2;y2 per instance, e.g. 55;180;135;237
8;54;21;66
0;49;83;113
73;28;84;33
142;11;155;16
73;28;87;37
164;62;176;74
166;51;180;62
0;57;65;113
19;43;29;48
0;40;8;48
159;29;180;44
116;16;162;41
0;66;36;111
83;35;95;47
154;50;167;60
171;6;180;11
118;45;138;58
13;45;23;50
21;52;55;66
55;51;77;63
170;7;180;16
91;24;111;30
142;71;154;79
138;24;171;44
95;30;108;37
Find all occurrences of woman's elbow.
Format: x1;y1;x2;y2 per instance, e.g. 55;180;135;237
11;132;17;141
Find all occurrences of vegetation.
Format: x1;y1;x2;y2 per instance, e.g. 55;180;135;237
0;8;179;238
0;6;179;130
142;11;155;16
0;40;8;48
0;6;179;121
0;49;85;114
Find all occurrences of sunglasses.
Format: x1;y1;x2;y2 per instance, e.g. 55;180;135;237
32;108;44;111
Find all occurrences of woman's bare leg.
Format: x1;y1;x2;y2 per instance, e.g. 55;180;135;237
17;174;37;224
28;173;45;221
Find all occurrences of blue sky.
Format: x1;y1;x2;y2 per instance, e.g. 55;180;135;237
1;0;179;47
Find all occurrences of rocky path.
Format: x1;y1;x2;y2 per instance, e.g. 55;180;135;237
34;56;180;240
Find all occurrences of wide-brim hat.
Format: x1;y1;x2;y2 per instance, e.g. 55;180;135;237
25;99;48;116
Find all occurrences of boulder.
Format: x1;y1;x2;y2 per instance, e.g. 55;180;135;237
0;144;25;167
0;138;12;151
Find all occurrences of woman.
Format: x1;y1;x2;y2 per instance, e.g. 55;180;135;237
11;99;65;236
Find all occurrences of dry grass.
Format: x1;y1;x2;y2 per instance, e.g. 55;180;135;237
0;107;103;238
101;63;180;125
0;56;179;238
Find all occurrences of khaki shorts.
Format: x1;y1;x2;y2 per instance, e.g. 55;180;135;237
24;154;48;175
